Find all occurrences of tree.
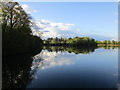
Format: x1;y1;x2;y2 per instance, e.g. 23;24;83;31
1;1;43;55
1;1;32;34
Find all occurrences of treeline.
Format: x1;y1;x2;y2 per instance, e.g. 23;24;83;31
1;1;43;56
43;37;120;47
43;37;97;47
96;40;120;46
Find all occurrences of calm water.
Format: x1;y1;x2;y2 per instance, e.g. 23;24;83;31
3;46;118;88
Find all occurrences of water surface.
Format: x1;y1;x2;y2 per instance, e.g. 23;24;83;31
28;47;118;88
3;46;118;88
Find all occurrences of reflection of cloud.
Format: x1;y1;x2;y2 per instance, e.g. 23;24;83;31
31;50;74;70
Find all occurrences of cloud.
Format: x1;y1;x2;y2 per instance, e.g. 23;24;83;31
79;34;115;41
32;19;75;39
21;4;37;14
111;37;118;41
31;19;117;41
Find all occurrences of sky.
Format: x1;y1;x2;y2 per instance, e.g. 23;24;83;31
19;2;118;41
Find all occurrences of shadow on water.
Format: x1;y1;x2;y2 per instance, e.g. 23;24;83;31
97;46;120;50
3;56;33;89
2;46;118;89
2;48;43;89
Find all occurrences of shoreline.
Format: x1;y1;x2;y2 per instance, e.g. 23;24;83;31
97;44;120;46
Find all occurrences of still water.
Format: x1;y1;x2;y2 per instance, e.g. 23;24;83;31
3;46;118;88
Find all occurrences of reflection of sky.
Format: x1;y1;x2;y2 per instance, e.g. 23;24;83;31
28;48;118;88
31;50;77;70
32;48;118;75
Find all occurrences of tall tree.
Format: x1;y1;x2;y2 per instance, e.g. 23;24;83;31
0;1;32;34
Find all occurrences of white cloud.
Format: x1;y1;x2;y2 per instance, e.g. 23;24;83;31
21;4;37;14
31;19;116;41
111;37;118;41
31;19;75;39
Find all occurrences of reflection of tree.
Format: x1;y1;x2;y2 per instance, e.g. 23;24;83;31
43;46;96;54
66;47;95;54
3;56;32;89
98;46;120;50
2;53;42;89
29;46;96;71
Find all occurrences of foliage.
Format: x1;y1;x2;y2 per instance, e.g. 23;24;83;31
43;37;97;47
1;1;43;55
96;40;120;46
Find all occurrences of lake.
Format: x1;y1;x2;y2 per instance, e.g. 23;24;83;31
2;46;118;89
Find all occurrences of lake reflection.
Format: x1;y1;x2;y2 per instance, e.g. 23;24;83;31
2;46;118;89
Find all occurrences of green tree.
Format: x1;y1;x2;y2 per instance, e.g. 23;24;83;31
1;1;32;34
1;1;43;55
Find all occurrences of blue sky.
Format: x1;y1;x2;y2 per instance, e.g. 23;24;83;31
19;2;118;40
